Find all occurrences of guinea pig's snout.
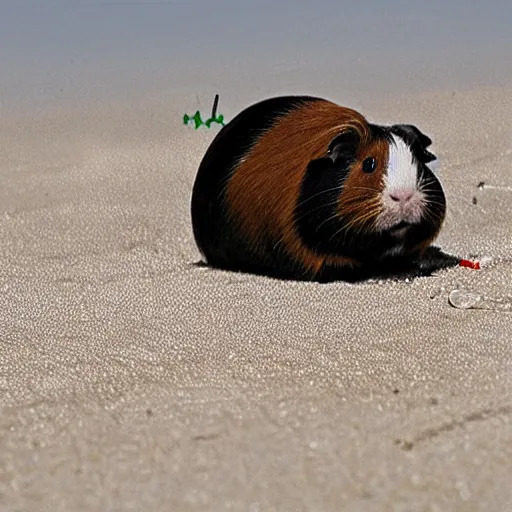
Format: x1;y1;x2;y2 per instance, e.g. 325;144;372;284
388;189;414;203
385;187;422;214
378;187;424;232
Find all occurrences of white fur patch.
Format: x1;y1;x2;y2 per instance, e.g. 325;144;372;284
375;134;425;232
385;135;417;193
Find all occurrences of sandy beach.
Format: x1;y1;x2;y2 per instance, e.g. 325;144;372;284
1;2;512;511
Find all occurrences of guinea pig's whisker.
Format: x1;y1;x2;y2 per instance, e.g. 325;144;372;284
422;189;472;220
419;178;441;191
339;204;381;233
422;197;446;210
420;190;444;197
342;185;380;194
422;198;446;208
419;181;441;191
341;202;381;222
294;185;343;209
316;207;353;231
293;199;343;224
297;194;379;230
341;199;381;217
327;203;381;240
357;216;379;236
422;202;439;217
423;203;445;223
328;225;346;242
420;181;440;193
272;238;285;253
352;213;378;236
420;208;438;226
418;168;427;188
315;211;344;230
294;186;379;219
331;216;372;240
314;196;379;232
423;177;477;206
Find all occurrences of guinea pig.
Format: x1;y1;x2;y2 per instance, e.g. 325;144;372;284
191;95;458;282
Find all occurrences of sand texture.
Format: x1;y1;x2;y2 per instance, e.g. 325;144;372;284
1;86;512;511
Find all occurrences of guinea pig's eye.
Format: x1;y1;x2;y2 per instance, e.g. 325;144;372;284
362;157;377;173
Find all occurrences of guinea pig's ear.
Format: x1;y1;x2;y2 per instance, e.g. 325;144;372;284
326;128;360;164
390;124;437;163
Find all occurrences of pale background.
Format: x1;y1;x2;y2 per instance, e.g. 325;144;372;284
2;0;512;111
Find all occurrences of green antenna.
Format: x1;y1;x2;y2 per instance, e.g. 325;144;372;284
184;94;225;129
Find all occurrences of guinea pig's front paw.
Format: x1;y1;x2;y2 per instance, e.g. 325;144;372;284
414;246;462;276
366;247;461;281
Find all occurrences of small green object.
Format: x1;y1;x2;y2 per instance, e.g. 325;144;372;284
183;94;226;130
192;111;203;129
205;114;225;128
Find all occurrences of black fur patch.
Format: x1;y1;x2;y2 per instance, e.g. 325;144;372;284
295;156;353;255
191;95;323;274
390;124;436;163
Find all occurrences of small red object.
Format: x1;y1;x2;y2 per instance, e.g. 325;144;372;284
459;259;481;270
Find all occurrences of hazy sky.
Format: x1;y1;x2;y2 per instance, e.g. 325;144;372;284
1;1;511;109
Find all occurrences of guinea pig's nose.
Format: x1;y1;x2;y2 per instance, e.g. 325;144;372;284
389;189;414;203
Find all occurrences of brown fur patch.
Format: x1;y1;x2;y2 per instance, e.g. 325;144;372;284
224;99;369;277
336;138;389;236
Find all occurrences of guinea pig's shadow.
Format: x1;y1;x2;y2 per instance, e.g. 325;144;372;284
192;246;461;284
316;246;461;283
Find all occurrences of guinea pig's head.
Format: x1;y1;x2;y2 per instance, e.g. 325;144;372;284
296;121;446;262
